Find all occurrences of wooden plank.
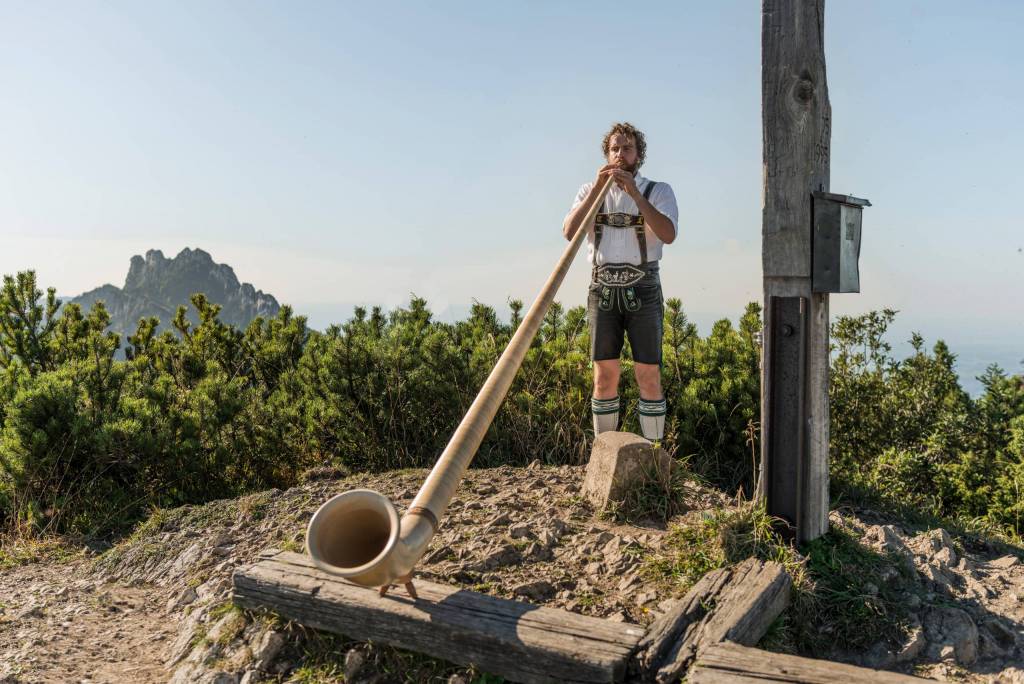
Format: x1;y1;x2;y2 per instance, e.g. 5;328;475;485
629;559;792;683
758;0;831;543
688;641;926;683
254;553;635;644
232;550;643;684
630;567;732;675
702;558;792;646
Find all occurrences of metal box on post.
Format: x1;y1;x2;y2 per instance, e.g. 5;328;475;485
811;192;870;293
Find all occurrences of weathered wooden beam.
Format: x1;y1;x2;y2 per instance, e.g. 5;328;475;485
630;567;732;675
758;0;832;543
688;641;927;683
630;559;792;683
232;550;644;684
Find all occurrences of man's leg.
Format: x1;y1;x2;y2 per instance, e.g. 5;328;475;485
634;363;667;441
592;360;621;434
589;285;625;435
626;282;667;441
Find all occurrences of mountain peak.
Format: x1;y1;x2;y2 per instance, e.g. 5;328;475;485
76;248;280;336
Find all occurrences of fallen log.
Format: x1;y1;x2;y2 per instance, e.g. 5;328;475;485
630;558;792;683
233;549;644;684
688;641;926;683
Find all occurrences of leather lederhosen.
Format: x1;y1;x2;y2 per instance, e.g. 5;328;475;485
591;179;659;312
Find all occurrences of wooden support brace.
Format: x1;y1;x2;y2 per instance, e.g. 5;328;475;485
688;641;926;683
630;558;792;683
232;550;644;684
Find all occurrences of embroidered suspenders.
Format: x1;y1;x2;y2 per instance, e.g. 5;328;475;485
592;180;659;313
594;180;658;264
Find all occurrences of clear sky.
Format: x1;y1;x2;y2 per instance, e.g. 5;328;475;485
2;1;1022;385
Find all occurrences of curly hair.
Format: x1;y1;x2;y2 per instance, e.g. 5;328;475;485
602;122;647;169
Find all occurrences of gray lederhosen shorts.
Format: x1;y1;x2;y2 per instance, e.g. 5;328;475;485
587;264;664;365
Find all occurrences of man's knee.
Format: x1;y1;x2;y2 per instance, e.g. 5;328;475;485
634;363;662;397
593;361;620;397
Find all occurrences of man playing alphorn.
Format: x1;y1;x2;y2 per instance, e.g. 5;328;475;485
562;122;678;441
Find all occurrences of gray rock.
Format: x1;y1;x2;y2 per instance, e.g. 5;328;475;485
896;614;927;663
473;544;521;571
507;522;532;539
198;674;239;684
512;580;555;601
983;618;1018;651
167;587;198;612
252;630;286;671
524;543;552;562
484;512;511;529
344;649;367;681
931;545;957;568
990;555;1020;569
537;529;558;548
617;573;641;592
168;543;205;580
635;591;658;607
14;604;43;621
582;432;673;509
924;606;978;665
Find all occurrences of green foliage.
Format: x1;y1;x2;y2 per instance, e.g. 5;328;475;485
2;267;1024;543
829;309;1024;537
662;299;762;495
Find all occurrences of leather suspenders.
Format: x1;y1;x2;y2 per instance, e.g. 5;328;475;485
594;179;659;264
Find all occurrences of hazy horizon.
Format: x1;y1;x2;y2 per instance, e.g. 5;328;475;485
42;241;1021;397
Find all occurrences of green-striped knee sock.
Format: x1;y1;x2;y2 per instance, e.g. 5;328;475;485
591;396;620;435
639;397;667;441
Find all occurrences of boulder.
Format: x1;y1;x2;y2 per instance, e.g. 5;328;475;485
924;606;978;665
582;432;673;510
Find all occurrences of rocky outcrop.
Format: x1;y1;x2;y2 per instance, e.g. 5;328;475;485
857;517;1024;679
69;247;279;337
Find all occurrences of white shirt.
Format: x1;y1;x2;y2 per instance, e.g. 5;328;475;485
566;174;679;266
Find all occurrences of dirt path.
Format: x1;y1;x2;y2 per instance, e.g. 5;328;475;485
0;557;176;683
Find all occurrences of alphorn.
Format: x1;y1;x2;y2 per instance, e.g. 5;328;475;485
305;174;616;596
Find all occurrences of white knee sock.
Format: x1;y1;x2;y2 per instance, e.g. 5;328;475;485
639;397;667;441
591;396;620;435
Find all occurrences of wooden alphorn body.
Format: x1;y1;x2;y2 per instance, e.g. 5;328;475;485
305;175;615;595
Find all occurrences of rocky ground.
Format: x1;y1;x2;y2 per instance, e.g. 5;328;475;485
835;512;1024;681
2;463;1024;683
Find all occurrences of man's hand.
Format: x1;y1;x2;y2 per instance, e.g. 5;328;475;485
608;168;639;198
594;163;616;188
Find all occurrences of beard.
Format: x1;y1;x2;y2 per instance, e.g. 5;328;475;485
614;160;639;174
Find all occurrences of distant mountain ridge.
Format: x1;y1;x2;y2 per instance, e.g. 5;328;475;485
70;248;280;336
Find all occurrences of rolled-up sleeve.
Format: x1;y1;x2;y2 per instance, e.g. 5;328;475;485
566;182;593;219
653;183;679;237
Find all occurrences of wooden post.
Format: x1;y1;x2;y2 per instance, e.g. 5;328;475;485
758;0;831;542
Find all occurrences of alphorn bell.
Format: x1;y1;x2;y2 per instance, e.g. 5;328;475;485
305;174;616;596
